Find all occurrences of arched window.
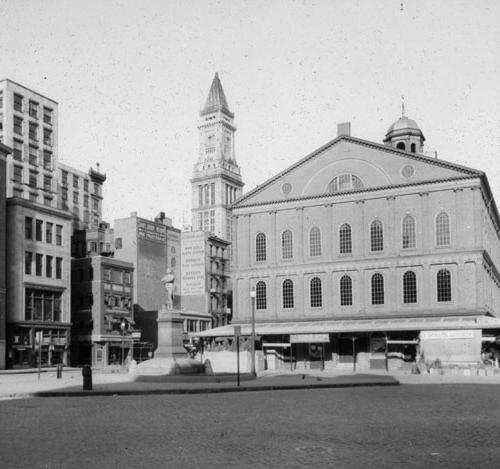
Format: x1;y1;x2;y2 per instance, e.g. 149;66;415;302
339;223;352;254
255;233;266;261
309;227;321;257
282;279;294;309
281;230;293;259
371;273;384;305
397;142;406;150
402;215;416;249
403;271;417;304
340;275;352;306
436;212;450;246
327;174;364;193
370;220;383;252
255;281;267;309
437;269;451;302
310;277;322;308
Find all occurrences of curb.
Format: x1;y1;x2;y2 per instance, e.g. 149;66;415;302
31;379;399;398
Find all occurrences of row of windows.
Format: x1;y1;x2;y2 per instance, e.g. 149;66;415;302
13;116;53;145
25;217;63;245
253;269;452;309
61;188;99;209
255;213;452;261
25;289;61;322
12;92;54;124
14;166;53;192
25;252;63;279
11;139;53;169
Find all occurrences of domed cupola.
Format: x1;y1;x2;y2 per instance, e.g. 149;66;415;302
384;105;425;153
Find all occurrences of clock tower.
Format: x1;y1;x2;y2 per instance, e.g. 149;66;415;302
191;73;244;241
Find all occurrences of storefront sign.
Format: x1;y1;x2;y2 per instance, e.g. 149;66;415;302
420;330;475;340
137;219;167;243
290;333;330;343
181;232;206;296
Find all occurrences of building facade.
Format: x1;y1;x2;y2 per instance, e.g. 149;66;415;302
6;197;72;368
180;230;231;329
57;162;106;231
0;142;11;368
0;79;58;207
198;117;500;370
71;255;136;367
191;73;244;242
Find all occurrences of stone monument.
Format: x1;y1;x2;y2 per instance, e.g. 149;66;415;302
134;269;205;378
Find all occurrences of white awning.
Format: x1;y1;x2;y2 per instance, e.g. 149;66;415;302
191;314;500;338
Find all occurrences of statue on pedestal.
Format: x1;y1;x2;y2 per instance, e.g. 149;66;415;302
161;268;175;310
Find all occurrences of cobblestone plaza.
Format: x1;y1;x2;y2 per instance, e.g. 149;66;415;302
1;384;499;468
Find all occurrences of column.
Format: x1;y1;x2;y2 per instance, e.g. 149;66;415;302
296;207;304;263
453;188;463;249
386;196;396;255
419;192;430;253
356;200;365;257
324;203;333;261
269;210;277;265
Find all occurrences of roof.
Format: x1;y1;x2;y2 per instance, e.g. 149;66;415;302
201;73;233;117
233;134;484;208
386;116;421;134
191;314;500;338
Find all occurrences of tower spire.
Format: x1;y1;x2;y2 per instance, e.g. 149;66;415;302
202;72;233;117
401;95;406;117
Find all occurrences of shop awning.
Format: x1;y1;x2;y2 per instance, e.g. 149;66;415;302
191;314;500;338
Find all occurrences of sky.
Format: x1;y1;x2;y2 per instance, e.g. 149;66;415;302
1;0;500;228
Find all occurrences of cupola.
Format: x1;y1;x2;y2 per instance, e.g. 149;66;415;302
384;104;425;153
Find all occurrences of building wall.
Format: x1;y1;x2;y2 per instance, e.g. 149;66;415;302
0;79;58;207
5;198;72;367
0;146;9;368
233;178;500;323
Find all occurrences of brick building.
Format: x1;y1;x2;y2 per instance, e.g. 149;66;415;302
197;116;500;370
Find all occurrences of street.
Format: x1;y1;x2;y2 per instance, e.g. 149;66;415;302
0;384;499;468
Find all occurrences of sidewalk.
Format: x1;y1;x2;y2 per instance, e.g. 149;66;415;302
0;367;398;399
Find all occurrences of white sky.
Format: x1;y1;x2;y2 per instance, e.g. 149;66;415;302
1;0;500;227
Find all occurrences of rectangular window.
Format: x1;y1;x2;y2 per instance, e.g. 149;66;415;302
73;191;79;204
29;122;38;141
14;165;23;183
46;255;53;277
204;184;209;206
61;187;67;201
43;128;52;146
25;217;33;239
44;175;52;192
56;257;62;279
0;91;3;108
198;185;203;207
43;107;53;125
115;238;122;250
29;170;37;188
93;198;99;211
29;193;37;202
46;222;53;243
83;195;89;208
13;93;23;112
29;145;38;165
13;139;23;160
103;268;111;281
35;253;43;276
84;179;89;192
73;174;79;188
123;272;131;284
89;241;97;252
25;289;62;321
43;150;52;170
62;170;68;185
36;220;43;241
44;197;52;207
29;101;39;119
13;116;23;135
25;251;33;275
56;225;62;246
94;182;101;196
210;183;215;205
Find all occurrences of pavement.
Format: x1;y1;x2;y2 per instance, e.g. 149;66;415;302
2;365;500;400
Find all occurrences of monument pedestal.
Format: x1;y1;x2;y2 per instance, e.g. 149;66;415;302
135;305;204;378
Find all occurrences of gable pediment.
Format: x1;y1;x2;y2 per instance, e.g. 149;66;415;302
235;136;481;207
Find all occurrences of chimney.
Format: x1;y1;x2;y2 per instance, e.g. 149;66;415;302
337;122;351;137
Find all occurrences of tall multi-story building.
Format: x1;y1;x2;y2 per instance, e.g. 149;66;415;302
198;116;500;371
71;255;136;367
6;197;72;368
0;79;58;207
113;212;181;314
0;142;11;369
57;162;106;231
191;73;244;241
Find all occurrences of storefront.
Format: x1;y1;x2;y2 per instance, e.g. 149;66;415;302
7;323;70;369
193;314;500;372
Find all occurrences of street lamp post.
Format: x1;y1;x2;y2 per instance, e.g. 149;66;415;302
250;287;256;377
120;319;127;367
